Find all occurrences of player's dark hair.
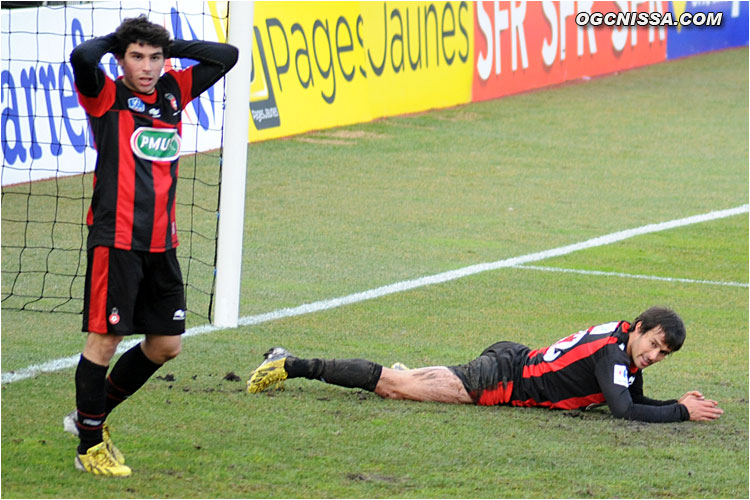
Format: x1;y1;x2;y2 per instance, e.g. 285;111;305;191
113;15;171;58
633;306;685;352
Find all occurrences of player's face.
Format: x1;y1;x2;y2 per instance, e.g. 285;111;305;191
628;325;672;370
118;42;165;94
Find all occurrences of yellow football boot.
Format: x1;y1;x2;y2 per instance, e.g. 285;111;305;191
247;347;291;393
63;411;125;464
75;442;131;477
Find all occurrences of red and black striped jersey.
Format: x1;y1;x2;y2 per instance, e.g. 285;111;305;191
79;72;189;251
483;321;688;422
71;35;238;252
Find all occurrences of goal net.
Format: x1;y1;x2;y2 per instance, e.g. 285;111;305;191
1;2;231;323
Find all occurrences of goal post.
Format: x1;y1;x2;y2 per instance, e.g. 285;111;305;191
213;1;254;328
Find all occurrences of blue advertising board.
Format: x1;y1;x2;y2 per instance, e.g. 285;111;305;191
667;1;749;59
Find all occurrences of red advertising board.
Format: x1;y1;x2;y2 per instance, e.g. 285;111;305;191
472;1;668;102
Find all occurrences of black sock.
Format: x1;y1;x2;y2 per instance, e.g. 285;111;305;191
105;343;162;417
75;355;108;454
285;357;383;392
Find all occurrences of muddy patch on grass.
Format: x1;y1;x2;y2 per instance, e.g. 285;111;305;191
346;472;400;483
295;137;352;146
435;110;480;122
294;129;388;145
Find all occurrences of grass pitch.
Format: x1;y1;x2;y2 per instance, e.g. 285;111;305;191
1;47;748;498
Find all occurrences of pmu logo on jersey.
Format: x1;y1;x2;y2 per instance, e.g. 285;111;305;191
130;127;182;162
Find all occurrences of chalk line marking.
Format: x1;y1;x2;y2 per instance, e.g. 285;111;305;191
513;265;749;288
3;204;747;384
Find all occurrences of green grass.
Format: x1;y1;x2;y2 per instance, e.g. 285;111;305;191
1;47;748;498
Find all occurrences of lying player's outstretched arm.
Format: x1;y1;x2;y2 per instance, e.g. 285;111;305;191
596;362;690;422
628;374;723;422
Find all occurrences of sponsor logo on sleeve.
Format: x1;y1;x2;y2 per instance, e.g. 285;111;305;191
613;364;629;387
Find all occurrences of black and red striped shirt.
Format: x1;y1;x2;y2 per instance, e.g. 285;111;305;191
71;35;238;252
479;321;688;422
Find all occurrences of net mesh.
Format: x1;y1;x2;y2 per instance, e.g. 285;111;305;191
1;2;228;323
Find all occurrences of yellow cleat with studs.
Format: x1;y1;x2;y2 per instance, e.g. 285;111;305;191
75;442;132;477
247;347;291;393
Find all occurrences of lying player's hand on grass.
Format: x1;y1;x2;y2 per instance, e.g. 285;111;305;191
679;391;723;421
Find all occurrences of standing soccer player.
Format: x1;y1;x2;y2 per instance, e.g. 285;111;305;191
66;15;237;476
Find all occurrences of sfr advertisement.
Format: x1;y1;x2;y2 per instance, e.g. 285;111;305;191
472;1;668;102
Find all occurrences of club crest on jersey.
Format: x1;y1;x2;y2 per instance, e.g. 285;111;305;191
127;97;146;113
130;127;182;162
108;307;120;325
165;93;179;111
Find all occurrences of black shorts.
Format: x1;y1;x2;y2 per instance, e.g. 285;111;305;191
82;246;186;336
448;341;529;406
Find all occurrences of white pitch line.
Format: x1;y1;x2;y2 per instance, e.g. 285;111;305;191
513;265;749;288
2;204;747;384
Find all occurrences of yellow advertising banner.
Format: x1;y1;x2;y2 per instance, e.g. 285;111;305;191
248;1;474;142
358;2;473;117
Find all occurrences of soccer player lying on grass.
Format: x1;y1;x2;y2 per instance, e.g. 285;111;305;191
247;306;723;423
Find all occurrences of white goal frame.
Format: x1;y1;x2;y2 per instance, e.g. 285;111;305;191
213;1;254;328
